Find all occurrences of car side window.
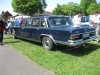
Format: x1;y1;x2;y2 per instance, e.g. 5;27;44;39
81;16;86;22
31;18;40;27
25;18;32;26
41;18;47;27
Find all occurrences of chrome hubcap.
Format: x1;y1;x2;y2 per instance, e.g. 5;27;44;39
43;39;50;50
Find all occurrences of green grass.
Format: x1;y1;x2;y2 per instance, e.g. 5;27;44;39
4;35;100;75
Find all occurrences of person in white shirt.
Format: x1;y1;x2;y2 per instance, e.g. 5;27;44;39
72;11;82;27
72;12;88;48
7;21;12;28
90;10;100;43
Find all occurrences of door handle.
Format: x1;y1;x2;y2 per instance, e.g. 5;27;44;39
22;27;24;30
36;28;39;30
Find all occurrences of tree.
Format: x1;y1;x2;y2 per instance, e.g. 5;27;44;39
61;2;80;15
12;0;47;16
79;0;97;15
52;4;62;15
52;2;79;16
86;3;100;14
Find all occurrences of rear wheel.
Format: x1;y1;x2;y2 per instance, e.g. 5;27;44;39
42;37;55;50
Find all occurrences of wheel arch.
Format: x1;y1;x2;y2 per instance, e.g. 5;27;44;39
40;34;56;45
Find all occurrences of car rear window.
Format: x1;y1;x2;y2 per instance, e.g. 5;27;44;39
48;17;73;26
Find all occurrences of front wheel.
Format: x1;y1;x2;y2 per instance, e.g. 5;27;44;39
42;37;55;50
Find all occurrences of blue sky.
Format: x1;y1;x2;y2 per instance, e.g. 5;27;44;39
0;0;99;15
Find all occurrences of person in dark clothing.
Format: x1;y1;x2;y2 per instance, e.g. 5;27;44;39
0;16;6;45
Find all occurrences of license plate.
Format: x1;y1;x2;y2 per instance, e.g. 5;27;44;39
83;32;90;38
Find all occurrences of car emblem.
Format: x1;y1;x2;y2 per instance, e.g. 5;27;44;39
75;31;79;33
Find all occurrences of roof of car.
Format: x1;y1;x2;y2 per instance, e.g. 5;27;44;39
32;15;68;18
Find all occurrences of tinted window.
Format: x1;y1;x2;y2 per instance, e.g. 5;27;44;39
40;18;47;27
81;16;85;22
31;18;40;27
48;17;73;26
81;16;89;22
25;18;32;26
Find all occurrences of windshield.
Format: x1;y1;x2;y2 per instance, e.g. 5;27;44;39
48;17;73;27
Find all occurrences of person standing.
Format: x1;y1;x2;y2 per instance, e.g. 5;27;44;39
14;19;20;26
72;11;82;27
0;16;6;45
72;11;88;48
19;17;25;26
90;10;100;43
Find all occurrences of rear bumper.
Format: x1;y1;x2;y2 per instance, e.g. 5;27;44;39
67;35;97;46
55;35;97;46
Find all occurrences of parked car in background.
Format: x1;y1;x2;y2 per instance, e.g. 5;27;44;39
81;16;89;22
11;15;97;50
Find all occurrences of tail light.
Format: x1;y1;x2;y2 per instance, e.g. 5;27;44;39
70;34;80;39
90;31;95;36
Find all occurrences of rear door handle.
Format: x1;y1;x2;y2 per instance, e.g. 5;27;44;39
36;28;39;30
22;27;25;30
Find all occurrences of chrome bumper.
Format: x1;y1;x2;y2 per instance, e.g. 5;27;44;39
68;35;97;46
55;35;97;46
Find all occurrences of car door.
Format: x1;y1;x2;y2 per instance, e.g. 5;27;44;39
29;18;48;40
14;18;27;37
13;26;24;37
29;18;41;40
33;18;49;40
20;18;32;38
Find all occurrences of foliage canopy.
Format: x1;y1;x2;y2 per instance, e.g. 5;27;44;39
12;0;47;16
52;0;100;16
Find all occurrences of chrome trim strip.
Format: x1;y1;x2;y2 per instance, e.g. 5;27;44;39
15;36;41;42
55;35;97;46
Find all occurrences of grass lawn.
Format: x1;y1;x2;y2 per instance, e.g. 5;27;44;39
4;35;100;75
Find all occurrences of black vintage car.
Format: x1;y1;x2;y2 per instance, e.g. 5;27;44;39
11;15;97;50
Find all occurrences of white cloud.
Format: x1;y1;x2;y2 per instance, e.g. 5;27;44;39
9;11;17;16
45;4;56;12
